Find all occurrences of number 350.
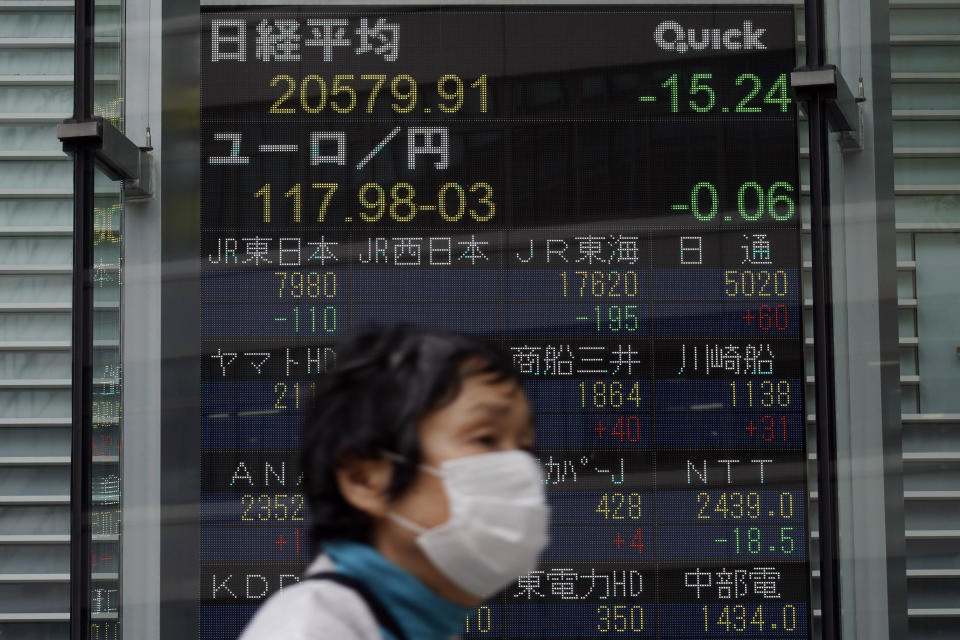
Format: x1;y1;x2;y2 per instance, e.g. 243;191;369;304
598;605;644;632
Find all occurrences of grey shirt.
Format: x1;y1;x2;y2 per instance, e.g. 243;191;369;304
238;555;383;640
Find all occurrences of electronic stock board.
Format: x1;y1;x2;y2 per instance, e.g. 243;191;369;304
199;5;811;638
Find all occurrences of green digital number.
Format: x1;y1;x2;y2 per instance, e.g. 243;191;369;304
690;181;719;221
594;305;641;332
689;73;716;112
736;73;791;113
735;73;763;113
661;73;679;113
676;182;795;222
656;73;791;114
738;182;765;221
764;74;791;112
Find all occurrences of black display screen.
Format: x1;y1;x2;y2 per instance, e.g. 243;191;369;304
199;5;810;638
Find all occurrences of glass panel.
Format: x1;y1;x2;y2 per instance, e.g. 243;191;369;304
99;0;954;638
95;0;124;132
890;5;960;637
188;5;811;639
92;0;124;637
91;174;123;640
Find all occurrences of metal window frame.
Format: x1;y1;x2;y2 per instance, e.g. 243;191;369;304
793;1;908;640
59;0;151;638
66;1;95;637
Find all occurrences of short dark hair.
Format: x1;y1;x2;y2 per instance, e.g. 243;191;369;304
299;325;520;550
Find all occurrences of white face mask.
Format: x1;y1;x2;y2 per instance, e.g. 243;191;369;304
387;450;550;599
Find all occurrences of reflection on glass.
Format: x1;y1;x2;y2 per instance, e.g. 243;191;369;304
94;0;124;133
91;0;124;636
91;185;123;635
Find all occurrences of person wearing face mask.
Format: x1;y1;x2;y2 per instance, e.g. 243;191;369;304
238;325;550;640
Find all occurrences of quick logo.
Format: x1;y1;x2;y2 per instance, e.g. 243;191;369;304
654;20;767;53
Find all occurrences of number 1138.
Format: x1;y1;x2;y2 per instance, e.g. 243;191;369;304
730;380;791;408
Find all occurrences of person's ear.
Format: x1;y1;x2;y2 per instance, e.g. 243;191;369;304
334;455;394;518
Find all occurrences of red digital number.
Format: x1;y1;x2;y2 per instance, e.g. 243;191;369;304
594;416;643;442
742;304;789;331
746;415;788;442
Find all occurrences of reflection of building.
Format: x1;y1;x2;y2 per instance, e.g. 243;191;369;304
0;1;958;639
93;474;121;505
0;0;125;634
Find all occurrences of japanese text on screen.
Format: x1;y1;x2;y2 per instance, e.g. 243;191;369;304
198;6;811;638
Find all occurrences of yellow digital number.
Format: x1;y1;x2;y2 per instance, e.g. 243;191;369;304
300;75;327;113
578;381;642;408
469;182;495;221
273;74;487;114
470;74;488;113
311;183;338;222
389;183;417;222
697;492;762;520
359;183;386;222
275;271;337;299
730;380;791;408
783;604;797;631
438;183;466;222
357;182;494;223
595;492;642;520
284;183;302;222
703;604;772;632
598;605;643;632
361;74;387;113
463;606;492;633
390;74;417;113
437;74;464;113
241;494;305;522
330;74;357;113
273;381;317;410
254;184;272;222
269;74;296;113
256;183;338;223
564;271;640;298
723;269;789;297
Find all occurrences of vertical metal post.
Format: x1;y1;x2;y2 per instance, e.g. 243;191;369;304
804;1;843;639
70;0;95;636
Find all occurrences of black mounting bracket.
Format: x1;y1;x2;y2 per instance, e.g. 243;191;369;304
57;116;153;199
791;65;862;151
